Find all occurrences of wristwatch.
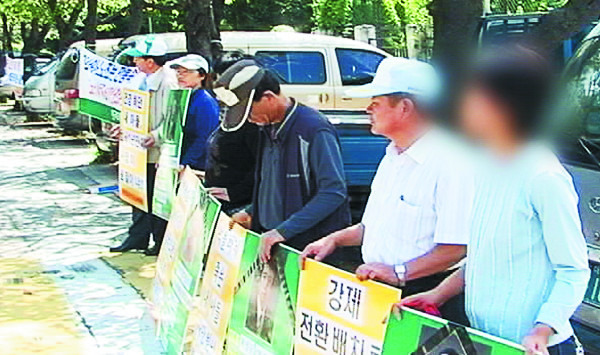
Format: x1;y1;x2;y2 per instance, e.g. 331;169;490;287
394;264;407;287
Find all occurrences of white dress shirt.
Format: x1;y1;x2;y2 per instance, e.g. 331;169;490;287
361;128;474;266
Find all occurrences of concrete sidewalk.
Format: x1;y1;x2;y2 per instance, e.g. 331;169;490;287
0;117;163;354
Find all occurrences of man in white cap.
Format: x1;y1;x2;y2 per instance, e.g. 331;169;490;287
110;36;178;255
300;57;474;324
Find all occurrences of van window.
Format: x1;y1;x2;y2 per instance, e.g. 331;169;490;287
554;37;600;167
563;38;600;137
55;49;79;81
336;48;385;86
255;51;326;85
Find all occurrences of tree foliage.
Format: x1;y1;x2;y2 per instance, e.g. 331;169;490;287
225;0;313;31
314;0;352;35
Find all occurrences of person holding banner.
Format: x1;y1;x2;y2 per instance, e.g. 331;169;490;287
110;37;179;255
300;57;473;325
168;54;219;170
399;46;590;355
214;60;352;261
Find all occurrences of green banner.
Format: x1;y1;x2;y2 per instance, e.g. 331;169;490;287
225;234;301;355
153;89;193;220
382;307;524;355
79;98;121;124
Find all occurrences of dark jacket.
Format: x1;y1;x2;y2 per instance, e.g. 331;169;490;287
251;103;351;251
204;122;259;212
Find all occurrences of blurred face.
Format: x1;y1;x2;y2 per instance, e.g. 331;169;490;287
459;84;514;143
365;95;409;137
132;57;156;74
175;67;205;89
249;92;277;126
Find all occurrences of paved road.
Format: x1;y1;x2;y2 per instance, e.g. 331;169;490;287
0;109;162;354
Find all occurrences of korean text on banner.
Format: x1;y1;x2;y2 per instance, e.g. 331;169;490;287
295;259;402;355
1;55;24;87
226;235;301;355
78;49;143;123
191;213;246;355
119;89;150;211
153;89;192;220
382;307;525;355
152;168;221;354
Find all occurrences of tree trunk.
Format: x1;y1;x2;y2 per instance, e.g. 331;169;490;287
184;0;221;63
127;0;145;36
525;0;600;54
428;0;482;120
20;19;49;55
213;0;225;32
48;0;85;51
1;13;13;53
84;0;98;50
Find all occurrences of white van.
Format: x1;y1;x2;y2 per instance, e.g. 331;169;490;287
118;32;390;110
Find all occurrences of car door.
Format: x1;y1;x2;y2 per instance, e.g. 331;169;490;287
332;48;386;110
253;49;334;109
554;35;600;338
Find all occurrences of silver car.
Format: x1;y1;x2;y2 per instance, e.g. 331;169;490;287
21;60;58;115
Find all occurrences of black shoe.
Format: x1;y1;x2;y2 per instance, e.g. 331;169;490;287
109;244;147;253
144;246;160;256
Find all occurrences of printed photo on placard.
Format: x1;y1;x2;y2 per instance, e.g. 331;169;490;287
226;234;300;355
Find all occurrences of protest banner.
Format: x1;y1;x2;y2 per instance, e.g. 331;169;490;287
191;213;247;355
78;48;143;123
1;55;24;87
152;168;221;354
225;235;301;355
153;89;192;220
382;307;525;355
118;88;150;211
295;259;401;355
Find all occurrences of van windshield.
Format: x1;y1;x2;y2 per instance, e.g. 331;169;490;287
33;60;58;76
554;36;600;167
55;49;79;81
561;37;600;138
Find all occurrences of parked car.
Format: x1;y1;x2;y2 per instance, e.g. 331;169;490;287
478;13;596;66
20;59;59;117
553;21;600;353
1;53;52;104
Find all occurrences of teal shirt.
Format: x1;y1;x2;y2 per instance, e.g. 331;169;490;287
465;143;590;346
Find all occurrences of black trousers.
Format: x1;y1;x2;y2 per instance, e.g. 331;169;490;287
548;337;582;355
122;164;167;249
402;269;470;327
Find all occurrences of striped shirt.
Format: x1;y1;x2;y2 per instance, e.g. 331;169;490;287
465;143;590;346
361;128;474;266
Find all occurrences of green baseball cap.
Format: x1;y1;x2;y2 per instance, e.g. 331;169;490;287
122;36;168;57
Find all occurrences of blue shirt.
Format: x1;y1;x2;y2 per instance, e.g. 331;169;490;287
465;143;590;346
180;89;219;170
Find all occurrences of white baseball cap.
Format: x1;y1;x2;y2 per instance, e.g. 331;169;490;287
346;57;441;103
169;54;210;72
